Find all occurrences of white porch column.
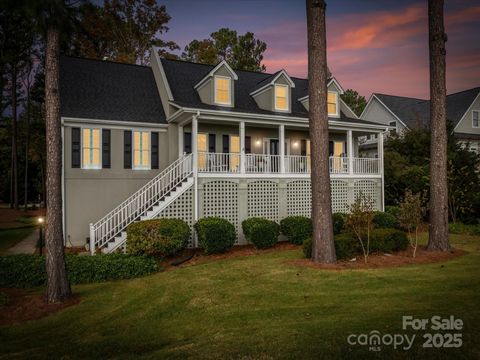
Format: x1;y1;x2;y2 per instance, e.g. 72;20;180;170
178;125;184;157
192;116;198;173
347;130;354;175
279;124;285;173
240;121;245;173
378;131;385;211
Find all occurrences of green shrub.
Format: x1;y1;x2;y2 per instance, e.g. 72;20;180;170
332;213;347;234
195;217;236;254
385;205;401;219
280;216;312;244
448;222;480;235
373;211;397;228
243;218;280;249
127;218;190;257
303;228;408;260
0;292;8;306
0;254;159;288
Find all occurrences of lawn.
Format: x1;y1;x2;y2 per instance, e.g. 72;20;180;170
0;227;35;254
1;233;479;359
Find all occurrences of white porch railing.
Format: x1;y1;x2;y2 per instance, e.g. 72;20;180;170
90;153;193;253
195;152;379;175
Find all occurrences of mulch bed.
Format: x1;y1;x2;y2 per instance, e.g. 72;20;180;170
161;242;299;270
287;246;466;270
0;288;80;326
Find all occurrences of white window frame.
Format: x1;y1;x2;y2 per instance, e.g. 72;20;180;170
81;127;102;170
328;91;340;118
473;110;479;128
274;84;290;112
133;130;151;170
214;75;232;106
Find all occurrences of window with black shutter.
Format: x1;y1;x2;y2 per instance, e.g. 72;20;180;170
329;141;334;156
151;132;159;169
222;135;229;153
184;132;192;153
245;136;251;154
301;139;307;156
102;129;111;168
71;127;81;168
124;130;132;169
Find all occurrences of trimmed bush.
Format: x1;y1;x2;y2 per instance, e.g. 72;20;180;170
242;217;280;249
373;211;397;229
302;228;408;260
195;217;236;254
0;254;159;288
385;205;401;219
280;216;312;244
127;218;190;257
332;213;347;235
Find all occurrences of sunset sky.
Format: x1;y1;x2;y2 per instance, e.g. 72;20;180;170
161;0;480;99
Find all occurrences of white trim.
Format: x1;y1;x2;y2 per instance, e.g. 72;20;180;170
152;47;174;101
453;92;480;132
328;77;345;94
167;107;391;131
339;97;359;119
249;69;295;97
62;117;168;130
193;60;238;90
197;173;381;179
132;130;151;170
471;110;479;128
214;75;233;106
274;84;290;112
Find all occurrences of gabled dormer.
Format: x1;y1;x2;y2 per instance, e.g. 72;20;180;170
194;60;238;107
298;77;344;118
250;70;295;113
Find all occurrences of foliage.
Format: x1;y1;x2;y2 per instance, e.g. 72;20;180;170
448;222;480;236
385;205;401;219
126;218;190;257
242;218;279;249
0;254;159;288
181;27;267;71
398;190;424;257
373;211;397;229
345;194;375;263
340;89;367;117
195;217;236;254
332;213;347;235
0;291;8;306
384;127;480;223
279;216;312;244
70;0;179;64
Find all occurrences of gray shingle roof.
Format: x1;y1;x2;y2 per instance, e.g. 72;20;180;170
374;87;480;129
60;56;166;124
161;58;378;127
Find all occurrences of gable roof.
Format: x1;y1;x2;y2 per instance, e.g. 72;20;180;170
60;56;166;124
160;58;375;126
250;69;295;95
372;87;480;129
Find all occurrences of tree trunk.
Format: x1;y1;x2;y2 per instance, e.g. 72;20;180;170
11;66;19;210
306;0;336;263
24;78;30;211
427;0;450;251
45;25;71;303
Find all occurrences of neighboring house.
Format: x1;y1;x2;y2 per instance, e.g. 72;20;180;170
60;49;390;253
360;87;480;156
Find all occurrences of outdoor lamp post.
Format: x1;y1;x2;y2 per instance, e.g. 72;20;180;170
38;217;44;256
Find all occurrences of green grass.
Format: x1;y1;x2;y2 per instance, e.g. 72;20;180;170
0;227;36;254
1;233;479;359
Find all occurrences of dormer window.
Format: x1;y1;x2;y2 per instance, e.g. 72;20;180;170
275;84;289;111
214;76;231;105
328;91;339;117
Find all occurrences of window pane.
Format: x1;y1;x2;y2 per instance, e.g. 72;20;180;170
276;85;287;97
230;136;240;153
328;103;337;114
82;148;90;167
142;132;149;151
197;134;207;152
92;129;100;148
327;92;336;103
92;149;100;166
328;92;337;115
215;77;230;104
276;97;287;110
82;129;90;148
275;85;288;110
134;150;141;167
142;149;149;166
133;131;141;150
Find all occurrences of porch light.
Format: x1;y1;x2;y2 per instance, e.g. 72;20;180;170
38;217;44;224
293;141;299;148
255;139;261;146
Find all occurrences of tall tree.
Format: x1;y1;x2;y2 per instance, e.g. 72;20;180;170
182;28;267;72
28;0;72;302
70;0;178;65
341;89;367;117
306;0;336;264
427;0;450;251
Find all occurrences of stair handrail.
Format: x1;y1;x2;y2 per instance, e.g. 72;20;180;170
90;153;193;253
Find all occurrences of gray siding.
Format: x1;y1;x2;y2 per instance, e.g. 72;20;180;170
454;93;480;135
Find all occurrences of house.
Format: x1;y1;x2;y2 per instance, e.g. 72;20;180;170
59;49;390;253
359;87;480;156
